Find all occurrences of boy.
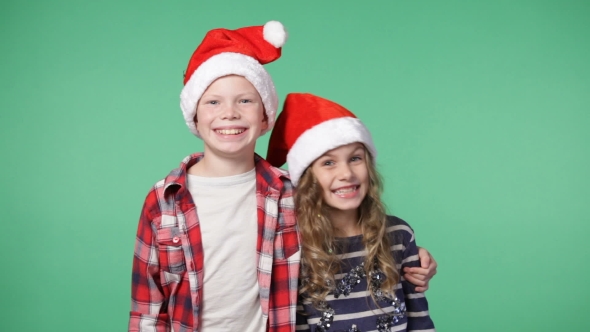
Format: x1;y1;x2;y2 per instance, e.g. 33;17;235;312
129;21;299;332
129;21;437;332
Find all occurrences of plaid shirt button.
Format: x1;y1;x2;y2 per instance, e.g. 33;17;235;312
172;236;180;243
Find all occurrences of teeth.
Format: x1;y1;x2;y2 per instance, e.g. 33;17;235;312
216;129;244;135
334;187;356;194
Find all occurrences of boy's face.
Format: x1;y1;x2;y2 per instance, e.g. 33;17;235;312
310;142;369;218
195;75;268;160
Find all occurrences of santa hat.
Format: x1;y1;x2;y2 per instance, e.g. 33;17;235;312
267;93;377;186
180;21;287;137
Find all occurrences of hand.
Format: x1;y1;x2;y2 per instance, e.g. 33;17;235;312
403;246;437;292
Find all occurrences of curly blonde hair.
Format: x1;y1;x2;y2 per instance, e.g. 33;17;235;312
296;147;399;309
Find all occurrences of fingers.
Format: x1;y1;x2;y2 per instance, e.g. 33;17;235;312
403;272;427;286
415;285;429;292
410;247;438;293
404;264;436;286
429;255;438;271
417;247;431;269
423;256;438;279
404;270;430;292
404;265;437;280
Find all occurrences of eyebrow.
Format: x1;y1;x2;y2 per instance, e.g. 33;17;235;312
200;94;222;99
201;92;258;99
321;146;365;158
352;147;365;153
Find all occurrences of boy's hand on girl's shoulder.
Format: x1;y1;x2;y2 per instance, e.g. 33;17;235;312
403;247;438;292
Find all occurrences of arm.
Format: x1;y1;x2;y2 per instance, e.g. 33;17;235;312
403;247;438;292
128;191;170;332
295;296;312;332
401;233;435;331
268;177;301;331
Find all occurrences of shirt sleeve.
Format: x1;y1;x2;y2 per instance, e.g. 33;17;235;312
295;277;312;332
400;223;436;332
128;190;170;332
267;178;301;332
295;303;312;332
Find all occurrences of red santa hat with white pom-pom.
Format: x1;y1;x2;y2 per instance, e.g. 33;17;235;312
180;21;287;137
266;93;377;186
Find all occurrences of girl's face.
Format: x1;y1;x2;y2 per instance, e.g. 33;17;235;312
311;142;369;216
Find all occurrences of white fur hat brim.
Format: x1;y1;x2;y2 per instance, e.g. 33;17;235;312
286;117;377;186
180;52;278;137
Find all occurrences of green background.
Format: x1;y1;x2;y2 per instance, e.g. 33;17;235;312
1;0;588;331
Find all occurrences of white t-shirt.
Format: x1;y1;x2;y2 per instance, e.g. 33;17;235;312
187;169;265;331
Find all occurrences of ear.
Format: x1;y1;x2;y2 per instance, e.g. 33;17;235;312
261;118;269;132
260;109;269;132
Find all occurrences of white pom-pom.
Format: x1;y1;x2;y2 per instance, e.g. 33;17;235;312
263;20;287;48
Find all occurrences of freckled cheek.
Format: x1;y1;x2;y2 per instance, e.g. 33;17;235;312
195;112;215;126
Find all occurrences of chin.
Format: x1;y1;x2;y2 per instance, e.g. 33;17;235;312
330;201;363;212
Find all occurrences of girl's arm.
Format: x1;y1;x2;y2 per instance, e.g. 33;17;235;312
403;247;438;292
400;225;436;331
295;288;312;332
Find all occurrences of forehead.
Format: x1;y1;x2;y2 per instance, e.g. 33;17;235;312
321;142;365;156
203;75;257;93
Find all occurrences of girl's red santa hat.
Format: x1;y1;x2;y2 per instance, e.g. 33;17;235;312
180;21;287;137
267;93;377;186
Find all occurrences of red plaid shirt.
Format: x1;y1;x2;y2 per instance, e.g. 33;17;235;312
129;153;300;332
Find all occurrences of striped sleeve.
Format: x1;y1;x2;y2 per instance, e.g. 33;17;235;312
393;217;436;331
295;300;312;331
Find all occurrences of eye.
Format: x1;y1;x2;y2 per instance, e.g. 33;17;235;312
205;100;219;105
239;99;253;104
350;155;363;162
322;160;334;166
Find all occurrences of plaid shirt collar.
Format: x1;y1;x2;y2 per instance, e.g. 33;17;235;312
161;153;287;197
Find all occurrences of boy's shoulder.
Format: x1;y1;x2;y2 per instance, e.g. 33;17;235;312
147;153;204;193
254;154;293;190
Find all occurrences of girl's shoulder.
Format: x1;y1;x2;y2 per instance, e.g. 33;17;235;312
385;215;416;244
385;215;413;229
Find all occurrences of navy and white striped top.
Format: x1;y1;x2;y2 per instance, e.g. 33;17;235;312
296;216;435;332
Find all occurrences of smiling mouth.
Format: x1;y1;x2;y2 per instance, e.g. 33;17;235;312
333;186;359;195
215;128;245;135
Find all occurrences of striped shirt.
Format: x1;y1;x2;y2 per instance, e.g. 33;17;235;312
296;216;435;332
129;153;301;332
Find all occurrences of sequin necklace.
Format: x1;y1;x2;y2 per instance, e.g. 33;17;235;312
315;262;406;332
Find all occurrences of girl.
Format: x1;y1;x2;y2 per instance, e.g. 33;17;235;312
267;93;435;332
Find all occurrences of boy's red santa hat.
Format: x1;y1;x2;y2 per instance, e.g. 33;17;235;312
180;21;287;137
267;93;377;185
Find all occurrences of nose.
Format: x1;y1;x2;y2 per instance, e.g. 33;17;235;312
220;103;239;120
336;163;354;181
